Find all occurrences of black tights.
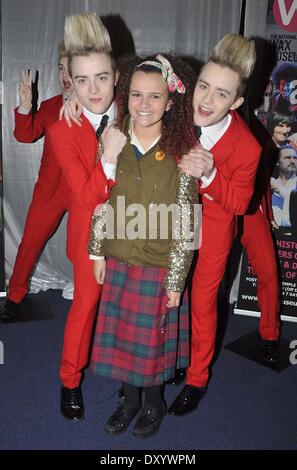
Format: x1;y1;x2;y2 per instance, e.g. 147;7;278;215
122;382;164;408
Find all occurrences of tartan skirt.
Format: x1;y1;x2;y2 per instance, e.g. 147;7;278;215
91;257;189;387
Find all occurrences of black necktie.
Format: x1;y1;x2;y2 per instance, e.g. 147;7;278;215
195;125;202;141
96;114;109;139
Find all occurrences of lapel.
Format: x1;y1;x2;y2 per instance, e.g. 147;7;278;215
210;111;239;167
74;114;98;171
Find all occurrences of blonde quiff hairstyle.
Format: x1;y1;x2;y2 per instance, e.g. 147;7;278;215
209;34;256;98
64;12;113;75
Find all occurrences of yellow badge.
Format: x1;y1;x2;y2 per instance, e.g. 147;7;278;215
155;151;165;161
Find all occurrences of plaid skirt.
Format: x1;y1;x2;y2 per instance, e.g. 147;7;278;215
91;257;189;387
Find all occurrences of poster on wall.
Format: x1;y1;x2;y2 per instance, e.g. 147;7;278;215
235;0;297;321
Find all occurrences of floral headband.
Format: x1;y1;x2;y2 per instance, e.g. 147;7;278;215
136;54;186;94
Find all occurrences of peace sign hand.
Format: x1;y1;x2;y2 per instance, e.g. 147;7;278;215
19;68;33;111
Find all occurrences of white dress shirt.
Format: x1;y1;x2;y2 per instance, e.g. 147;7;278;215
83;102;117;181
200;113;232;195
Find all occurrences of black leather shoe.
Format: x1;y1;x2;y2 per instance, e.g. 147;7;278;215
118;387;125;399
105;401;141;434
165;368;186;385
132;403;167;438
1;299;20;322
262;340;279;363
60;386;84;420
168;384;207;416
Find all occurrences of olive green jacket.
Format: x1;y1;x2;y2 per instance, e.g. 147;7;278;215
89;117;197;292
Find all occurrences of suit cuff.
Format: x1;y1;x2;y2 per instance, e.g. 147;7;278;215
101;159;116;180
17;105;32;115
201;167;217;188
89;255;105;260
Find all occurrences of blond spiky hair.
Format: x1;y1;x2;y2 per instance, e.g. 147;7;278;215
209;34;256;98
210;34;256;80
64;12;112;55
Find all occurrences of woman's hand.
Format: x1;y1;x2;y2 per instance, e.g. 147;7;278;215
166;290;181;308
19;69;33;111
59;90;83;127
93;259;106;284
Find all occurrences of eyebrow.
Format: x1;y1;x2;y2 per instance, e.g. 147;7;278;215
74;71;110;79
130;89;163;95
198;78;231;96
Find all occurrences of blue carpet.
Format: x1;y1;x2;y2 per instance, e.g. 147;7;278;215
0;289;297;450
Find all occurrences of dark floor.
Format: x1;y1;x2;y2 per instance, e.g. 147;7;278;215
0;289;297;452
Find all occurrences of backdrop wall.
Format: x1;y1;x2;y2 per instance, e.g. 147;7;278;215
2;0;242;297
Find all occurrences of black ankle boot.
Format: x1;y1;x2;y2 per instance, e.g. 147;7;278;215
1;299;20;322
60;386;84;420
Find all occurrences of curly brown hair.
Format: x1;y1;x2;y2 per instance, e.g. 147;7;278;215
115;53;197;157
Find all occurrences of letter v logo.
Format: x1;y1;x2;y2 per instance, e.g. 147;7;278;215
273;0;297;31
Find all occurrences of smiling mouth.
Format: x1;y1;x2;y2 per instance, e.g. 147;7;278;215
198;106;212;116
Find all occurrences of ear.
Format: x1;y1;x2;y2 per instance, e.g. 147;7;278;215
230;96;244;111
114;70;120;87
166;99;174;112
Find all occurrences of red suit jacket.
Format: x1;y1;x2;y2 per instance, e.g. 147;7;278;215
199;110;262;247
47;114;115;261
14;95;63;202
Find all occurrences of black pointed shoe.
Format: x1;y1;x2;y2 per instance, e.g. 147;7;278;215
132;403;167;438
60;386;84;420
168;384;207;416
262;340;279;363
105;402;141;434
1;299;20;322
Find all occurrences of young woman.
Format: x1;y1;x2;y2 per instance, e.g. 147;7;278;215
88;53;198;437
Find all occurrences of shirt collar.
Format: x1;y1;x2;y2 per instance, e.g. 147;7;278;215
200;113;231;150
83;101;116;130
128;118;161;155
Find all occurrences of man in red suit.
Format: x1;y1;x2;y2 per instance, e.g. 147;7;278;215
46;12;126;420
1;39;73;320
168;34;262;416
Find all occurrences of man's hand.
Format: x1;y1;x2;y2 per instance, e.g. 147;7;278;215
93;259;106;284
19;68;33;111
59;90;83;127
166;290;181;308
178;145;215;179
101;126;127;165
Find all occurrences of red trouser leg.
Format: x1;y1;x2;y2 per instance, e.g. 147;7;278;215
241;210;280;340
187;248;231;388
60;254;102;388
8;197;66;303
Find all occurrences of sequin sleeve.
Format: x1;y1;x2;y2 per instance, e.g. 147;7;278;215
164;170;198;292
88;203;107;257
